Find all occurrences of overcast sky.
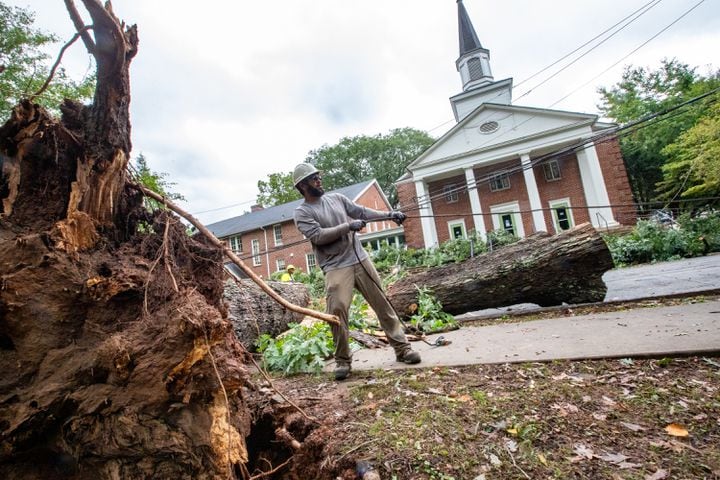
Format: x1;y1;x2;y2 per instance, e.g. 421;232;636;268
11;0;720;224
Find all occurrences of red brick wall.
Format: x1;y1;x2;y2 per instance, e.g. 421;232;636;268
595;137;637;225
473;159;534;235
395;140;637;247
534;153;591;233
396;179;424;249
356;182;394;234
427;173;475;244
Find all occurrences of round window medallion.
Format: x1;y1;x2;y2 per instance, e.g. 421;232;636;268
478;121;499;134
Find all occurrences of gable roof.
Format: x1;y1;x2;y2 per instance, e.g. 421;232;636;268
207;179;377;238
407;103;600;172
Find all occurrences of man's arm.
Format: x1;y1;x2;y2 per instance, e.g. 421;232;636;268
294;207;350;246
339;195;390;222
340;195;405;224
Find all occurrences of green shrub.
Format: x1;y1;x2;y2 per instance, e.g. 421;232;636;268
293;268;326;299
486;229;520;249
409;286;457;334
604;211;720;266
256;322;334;375
677;210;720;252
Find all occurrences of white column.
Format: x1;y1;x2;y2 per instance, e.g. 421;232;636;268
465;167;486;239
576;145;617;227
414;180;438;248
520;153;547;233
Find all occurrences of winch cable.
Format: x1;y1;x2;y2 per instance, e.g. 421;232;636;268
350;219;451;348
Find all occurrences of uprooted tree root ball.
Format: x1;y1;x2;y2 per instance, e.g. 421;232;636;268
0;1;343;476
0;105;347;479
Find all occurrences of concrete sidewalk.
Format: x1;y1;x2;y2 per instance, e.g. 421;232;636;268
345;297;720;372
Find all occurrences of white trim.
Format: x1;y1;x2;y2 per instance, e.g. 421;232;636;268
352;179;393;210
408;103;598;171
576;145;617;228
272;224;283;246
251;239;261;267
447;219;467;240
414;180;438;248
228;235;242;253
490;201;525;238
465;167;486;239
548;197;574;233
305;252;317;271
521;153;547;233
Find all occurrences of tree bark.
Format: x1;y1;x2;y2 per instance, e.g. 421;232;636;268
224;278;310;349
387;223;614;318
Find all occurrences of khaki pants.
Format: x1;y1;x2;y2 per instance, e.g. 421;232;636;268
325;259;410;366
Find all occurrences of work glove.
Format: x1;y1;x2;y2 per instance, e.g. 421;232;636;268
348;219;366;232
390;211;407;225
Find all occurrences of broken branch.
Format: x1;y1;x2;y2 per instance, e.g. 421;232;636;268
30;25;93;101
130;183;339;326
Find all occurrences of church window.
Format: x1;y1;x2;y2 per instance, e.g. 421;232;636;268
443;184;459;203
490;173;510;192
479;121;499;134
543;160;561;181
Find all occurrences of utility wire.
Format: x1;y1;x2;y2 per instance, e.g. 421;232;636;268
229;195;719;260
514;0;663;102
549;0;707;108
407;87;719;211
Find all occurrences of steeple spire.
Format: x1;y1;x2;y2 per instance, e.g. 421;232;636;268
455;0;493;91
458;0;482;56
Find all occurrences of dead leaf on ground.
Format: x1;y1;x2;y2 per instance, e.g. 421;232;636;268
571;444;595;461
598;452;629;464
664;423;689;437
551;402;579;416
537;453;548;466
620;421;646;432
645;469;669;480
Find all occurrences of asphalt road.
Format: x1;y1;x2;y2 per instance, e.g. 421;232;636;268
603;254;720;301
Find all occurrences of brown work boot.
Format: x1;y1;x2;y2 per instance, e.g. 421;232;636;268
334;363;351;380
396;349;421;364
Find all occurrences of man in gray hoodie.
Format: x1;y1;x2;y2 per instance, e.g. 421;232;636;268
292;163;421;380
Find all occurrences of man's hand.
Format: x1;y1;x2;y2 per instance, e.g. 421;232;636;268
390;211;407;225
348;219;366;231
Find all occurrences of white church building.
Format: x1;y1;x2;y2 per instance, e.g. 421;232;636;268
396;0;636;249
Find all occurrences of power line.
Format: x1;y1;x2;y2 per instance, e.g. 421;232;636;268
406;87;720;211
514;0;664;103
424;0;673;137
549;0;707;108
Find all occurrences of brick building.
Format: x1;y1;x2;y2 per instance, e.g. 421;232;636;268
207;180;403;278
396;1;636;248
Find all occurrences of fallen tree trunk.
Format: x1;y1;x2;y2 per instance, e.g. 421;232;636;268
387;223;614;318
224;278;310;349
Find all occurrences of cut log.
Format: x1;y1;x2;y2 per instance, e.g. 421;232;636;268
224;278;310;349
387;223;614;318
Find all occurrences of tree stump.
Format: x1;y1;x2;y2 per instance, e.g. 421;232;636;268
387;223;614;318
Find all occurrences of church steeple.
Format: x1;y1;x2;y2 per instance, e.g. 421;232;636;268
456;0;493;91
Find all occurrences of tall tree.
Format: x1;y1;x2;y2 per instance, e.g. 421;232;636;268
597;59;720;207
256;171;300;207
0;1;94;120
133;153;186;210
656;102;720;208
256;127;434;207
306;127;434;206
